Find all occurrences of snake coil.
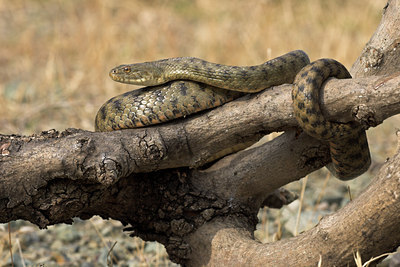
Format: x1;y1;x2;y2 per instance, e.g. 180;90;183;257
96;50;370;180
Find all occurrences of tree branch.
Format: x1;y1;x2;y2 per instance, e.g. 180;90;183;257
1;0;400;265
351;0;400;77
1;72;399;265
187;133;400;266
1;73;398;210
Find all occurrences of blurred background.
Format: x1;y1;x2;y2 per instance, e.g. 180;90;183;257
0;0;397;266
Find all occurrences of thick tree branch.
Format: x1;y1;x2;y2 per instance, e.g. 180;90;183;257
1;73;399;264
191;130;329;207
1;73;398;211
1;74;399;174
1;0;400;265
352;0;400;77
187;133;400;266
185;0;400;265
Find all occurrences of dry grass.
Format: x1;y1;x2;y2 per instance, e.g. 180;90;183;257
0;0;397;265
0;0;390;134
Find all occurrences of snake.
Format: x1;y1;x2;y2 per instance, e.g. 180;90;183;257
95;50;371;180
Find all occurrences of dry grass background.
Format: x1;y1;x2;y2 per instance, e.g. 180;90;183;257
0;0;398;266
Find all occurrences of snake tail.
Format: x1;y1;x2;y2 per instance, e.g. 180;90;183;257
292;59;371;180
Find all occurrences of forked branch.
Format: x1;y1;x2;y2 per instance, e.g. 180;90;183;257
0;0;400;265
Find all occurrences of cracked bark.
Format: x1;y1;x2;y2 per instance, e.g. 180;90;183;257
1;0;400;265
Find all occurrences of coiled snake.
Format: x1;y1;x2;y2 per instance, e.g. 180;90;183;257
95;50;371;180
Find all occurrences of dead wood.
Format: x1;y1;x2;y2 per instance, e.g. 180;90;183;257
187;132;400;266
1;0;400;265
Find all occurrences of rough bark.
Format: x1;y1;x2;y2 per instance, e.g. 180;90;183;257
351;0;400;78
1;0;400;266
187;132;400;266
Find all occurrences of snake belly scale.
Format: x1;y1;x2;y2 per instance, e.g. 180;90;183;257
96;50;371;180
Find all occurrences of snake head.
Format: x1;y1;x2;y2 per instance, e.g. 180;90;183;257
109;63;163;86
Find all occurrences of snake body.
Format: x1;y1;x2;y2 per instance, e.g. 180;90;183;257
96;50;371;180
292;59;370;179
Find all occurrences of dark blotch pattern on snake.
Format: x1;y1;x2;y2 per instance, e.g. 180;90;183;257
292;59;370;179
95;50;370;180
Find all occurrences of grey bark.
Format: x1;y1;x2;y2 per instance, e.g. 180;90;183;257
1;0;400;265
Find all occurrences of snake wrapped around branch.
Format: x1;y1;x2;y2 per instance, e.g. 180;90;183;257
95;50;371;180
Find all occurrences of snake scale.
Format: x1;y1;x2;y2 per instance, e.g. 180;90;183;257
95;50;371;180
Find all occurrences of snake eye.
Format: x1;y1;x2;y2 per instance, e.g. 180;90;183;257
123;66;131;73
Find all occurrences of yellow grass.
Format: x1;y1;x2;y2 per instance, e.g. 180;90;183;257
0;0;391;134
0;0;397;265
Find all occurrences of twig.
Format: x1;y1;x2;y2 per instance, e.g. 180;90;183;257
8;222;13;267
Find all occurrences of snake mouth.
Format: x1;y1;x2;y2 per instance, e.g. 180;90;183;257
109;68;131;84
109;69;120;81
109;66;163;86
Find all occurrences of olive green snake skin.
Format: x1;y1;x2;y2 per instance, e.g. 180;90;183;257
96;50;371;180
